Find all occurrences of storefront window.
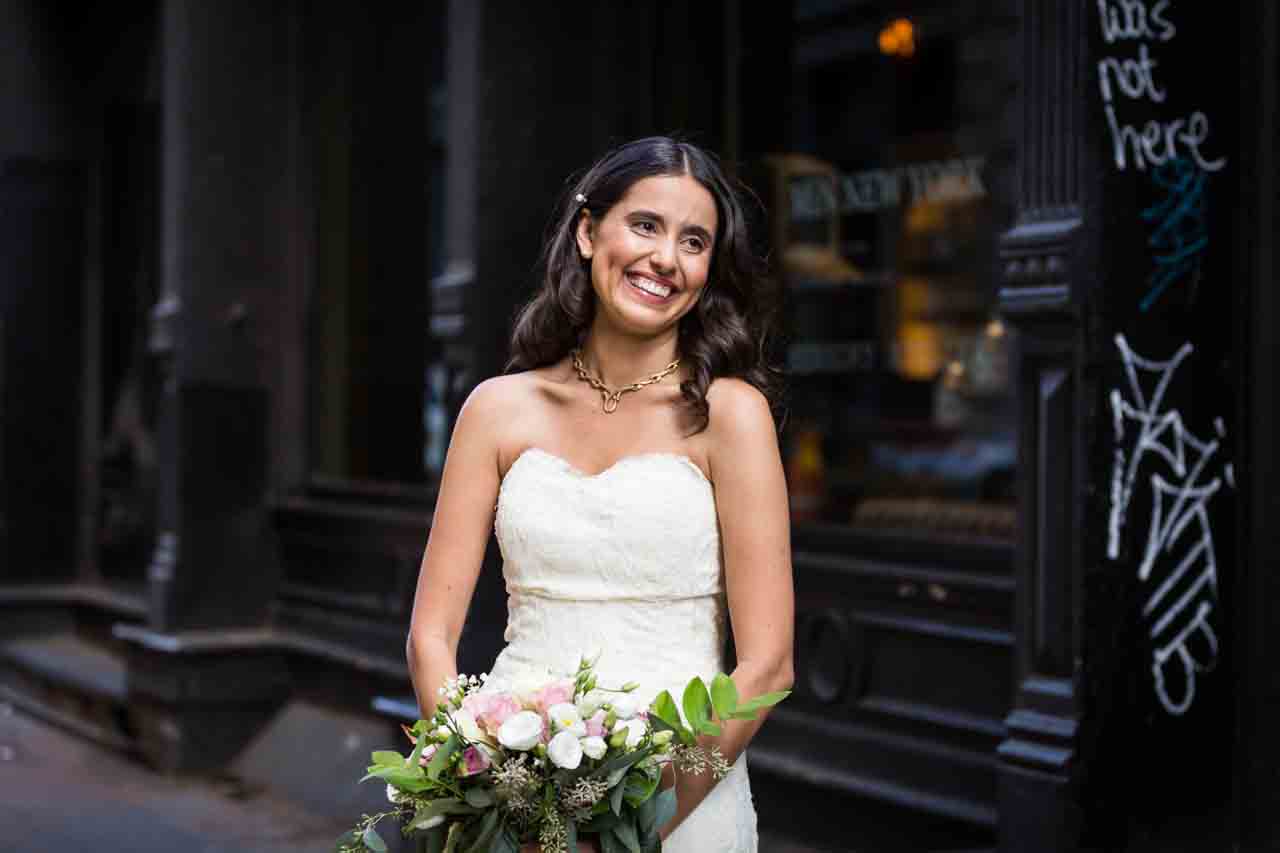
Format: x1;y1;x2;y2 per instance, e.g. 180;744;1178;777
748;4;1016;541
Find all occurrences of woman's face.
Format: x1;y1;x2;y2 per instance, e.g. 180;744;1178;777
575;173;718;338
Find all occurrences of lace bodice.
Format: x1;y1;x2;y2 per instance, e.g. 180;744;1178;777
491;446;728;706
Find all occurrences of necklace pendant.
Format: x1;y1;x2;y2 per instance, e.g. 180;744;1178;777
603;393;621;413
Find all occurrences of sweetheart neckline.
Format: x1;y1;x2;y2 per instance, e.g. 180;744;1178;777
500;446;712;492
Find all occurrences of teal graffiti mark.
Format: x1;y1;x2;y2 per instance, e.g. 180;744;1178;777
1139;158;1208;312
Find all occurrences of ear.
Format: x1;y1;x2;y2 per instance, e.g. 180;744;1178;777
575;211;595;260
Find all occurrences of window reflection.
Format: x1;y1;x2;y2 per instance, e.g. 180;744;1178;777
753;5;1016;541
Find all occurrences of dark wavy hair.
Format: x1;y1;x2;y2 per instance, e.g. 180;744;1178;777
504;136;785;435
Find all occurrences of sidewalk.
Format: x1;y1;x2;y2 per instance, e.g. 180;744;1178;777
0;702;354;853
0;703;827;853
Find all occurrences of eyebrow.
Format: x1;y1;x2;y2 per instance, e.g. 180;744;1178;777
627;209;714;244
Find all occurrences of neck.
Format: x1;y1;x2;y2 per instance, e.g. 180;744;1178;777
576;325;681;388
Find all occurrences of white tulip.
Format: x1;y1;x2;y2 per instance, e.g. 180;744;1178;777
581;736;608;760
547;730;584;770
497;710;544;751
547;702;587;737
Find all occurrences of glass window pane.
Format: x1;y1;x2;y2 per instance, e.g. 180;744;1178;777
747;4;1016;541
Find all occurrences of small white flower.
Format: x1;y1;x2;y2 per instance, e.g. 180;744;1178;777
548;730;584;769
581;736;608;760
576;690;607;718
435;725;451;741
547;702;587;737
610;693;641;720
613;718;646;749
497;710;544;751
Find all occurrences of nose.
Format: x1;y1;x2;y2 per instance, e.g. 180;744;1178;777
649;236;677;275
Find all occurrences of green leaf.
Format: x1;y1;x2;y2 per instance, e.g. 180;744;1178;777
428;734;460;781
410;730;430;768
564;817;578;852
709;673;740;721
727;689;792;719
424;825;447;853
623;769;659;807
412;797;481;830
579;810;622;833
463;786;495;808
362;826;388;853
682;678;720;737
600;827;628;853
488;829;519;853
610;817;642;853
652;787;677;831
648;691;683;731
333;829;360;851
463;809;500;853
371;750;406;767
610;775;626;815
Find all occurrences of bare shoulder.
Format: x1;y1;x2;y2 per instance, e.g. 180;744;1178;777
706;377;776;437
705;377;780;469
454;372;539;447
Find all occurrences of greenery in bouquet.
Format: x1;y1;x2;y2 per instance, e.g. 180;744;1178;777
335;655;789;853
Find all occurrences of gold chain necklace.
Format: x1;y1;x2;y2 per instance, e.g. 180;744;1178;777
570;347;681;413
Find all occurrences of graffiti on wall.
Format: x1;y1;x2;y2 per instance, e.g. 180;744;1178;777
1140;158;1209;312
1095;0;1226;175
1108;334;1233;715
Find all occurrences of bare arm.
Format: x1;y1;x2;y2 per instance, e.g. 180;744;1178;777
406;378;510;718
660;379;796;840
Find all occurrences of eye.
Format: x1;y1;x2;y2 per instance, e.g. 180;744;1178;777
632;219;657;235
681;235;707;254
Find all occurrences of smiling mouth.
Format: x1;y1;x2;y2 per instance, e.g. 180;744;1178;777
626;273;674;300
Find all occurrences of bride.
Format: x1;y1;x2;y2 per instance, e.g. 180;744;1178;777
406;136;795;852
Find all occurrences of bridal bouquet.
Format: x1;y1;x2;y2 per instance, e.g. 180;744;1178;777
335;656;788;853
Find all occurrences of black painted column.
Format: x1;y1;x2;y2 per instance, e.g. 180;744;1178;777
116;0;293;772
995;1;1091;849
145;0;290;632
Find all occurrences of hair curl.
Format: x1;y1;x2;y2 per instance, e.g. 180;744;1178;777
504;136;786;435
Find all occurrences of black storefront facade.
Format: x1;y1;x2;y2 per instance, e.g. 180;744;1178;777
1;2;1276;851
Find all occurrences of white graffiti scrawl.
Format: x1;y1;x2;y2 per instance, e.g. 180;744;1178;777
1108;333;1232;715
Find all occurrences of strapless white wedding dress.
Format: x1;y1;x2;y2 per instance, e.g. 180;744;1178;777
486;446;758;852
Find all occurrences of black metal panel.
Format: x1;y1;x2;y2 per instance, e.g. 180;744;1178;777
753;542;1012;829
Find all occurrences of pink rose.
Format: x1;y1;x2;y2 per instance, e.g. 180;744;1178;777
585;710;607;738
462;692;522;738
531;680;575;715
457;745;490;777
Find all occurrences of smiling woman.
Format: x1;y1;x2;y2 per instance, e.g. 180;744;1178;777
406;137;794;853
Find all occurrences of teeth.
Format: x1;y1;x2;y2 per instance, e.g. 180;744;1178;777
628;274;671;298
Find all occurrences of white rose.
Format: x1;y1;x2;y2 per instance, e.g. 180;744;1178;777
609;693;641;720
581;736;608;760
547;730;584;770
497;710;544;751
613;718;646;749
547;702;587;737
